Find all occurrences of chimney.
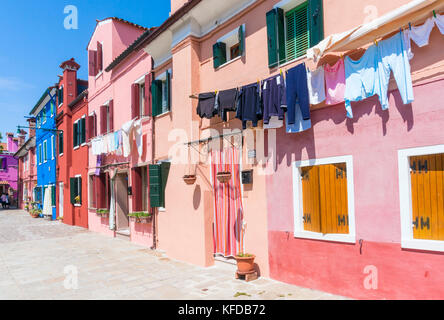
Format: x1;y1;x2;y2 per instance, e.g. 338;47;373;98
17;130;27;147
59;58;81;107
27;118;36;138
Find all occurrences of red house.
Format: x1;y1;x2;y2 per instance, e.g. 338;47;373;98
56;58;89;228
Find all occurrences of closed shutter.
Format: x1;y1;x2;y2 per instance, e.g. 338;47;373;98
70;178;76;204
78;177;82;205
59;131;64;155
100;105;107;135
266;8;285;68
151;80;163;117
80;118;86;144
286;2;310;61
166;71;171;112
301;166;321;232
161;162;171;206
238;25;245;56
308;0;324;47
3;158;7;170
132;167;142;212
59;87;64;105
86;115;90;141
213;42;227;69
410;154;444;240
144;73;152;116
131;84;140;119
88;50;97;76
149;164;162;208
108;100;114;132
51;185;56;206
97;42;103;72
73;122;78;147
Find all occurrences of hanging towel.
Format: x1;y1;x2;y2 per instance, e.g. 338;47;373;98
133;119;143;156
285;102;312;134
107;133;114;152
109;178;116;231
376;31;414;111
121;119;134;157
197;92;217;119
262;74;286;126
236;82;263;129
324;58;346;105
263;116;283;129
216;88;238;121
306;66;326;105
434;13;444;35
344;44;380;118
286;63;310;124
408;17;435;47
42;187;52;217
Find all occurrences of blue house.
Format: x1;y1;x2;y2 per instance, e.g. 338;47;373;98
30;87;58;219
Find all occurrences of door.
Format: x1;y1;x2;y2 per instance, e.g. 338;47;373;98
115;173;129;230
59;182;64;218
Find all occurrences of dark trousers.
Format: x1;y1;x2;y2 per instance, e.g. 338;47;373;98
286;63;310;124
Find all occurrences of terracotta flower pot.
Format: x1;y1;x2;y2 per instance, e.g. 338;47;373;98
183;175;197;185
217;172;231;184
235;254;256;273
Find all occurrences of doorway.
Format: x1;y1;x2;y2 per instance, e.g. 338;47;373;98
115;172;129;231
58;182;63;219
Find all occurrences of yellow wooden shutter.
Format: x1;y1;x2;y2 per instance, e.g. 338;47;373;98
301;166;321;232
410;154;444;240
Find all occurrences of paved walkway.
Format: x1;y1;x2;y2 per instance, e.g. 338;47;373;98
0;209;348;300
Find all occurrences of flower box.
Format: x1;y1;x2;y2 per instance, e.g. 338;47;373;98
183;175;197;185
216;171;232;184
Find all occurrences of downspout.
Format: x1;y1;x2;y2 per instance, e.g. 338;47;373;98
149;57;158;250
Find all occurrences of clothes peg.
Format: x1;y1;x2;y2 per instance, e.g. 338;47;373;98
280;68;283;75
433;10;437;18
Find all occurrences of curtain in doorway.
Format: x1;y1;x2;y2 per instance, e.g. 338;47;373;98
109;170;117;231
42;187;52;217
211;147;244;257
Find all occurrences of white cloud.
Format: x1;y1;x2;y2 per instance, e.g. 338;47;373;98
0;77;34;91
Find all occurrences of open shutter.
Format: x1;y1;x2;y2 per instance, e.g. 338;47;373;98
144;74;152;116
166;71;171;112
86;115;90;141
266;8;286;68
238;25;245;56
97;42;103;72
132;167;142;212
308;0;324;47
80;118;86;144
88;50;97;77
149;164;162;208
108;100;114;132
131;84;140;120
151;80;163;117
78;177;82;205
160;162;171;207
70;178;76;204
51;185;56;207
213;42;227;69
73;122;78;147
100;105;107;135
59;131;63;155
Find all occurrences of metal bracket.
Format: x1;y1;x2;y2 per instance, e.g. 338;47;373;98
336;168;344;179
418;160;428;173
421;217;430;230
303;213;311;224
412;217;419;229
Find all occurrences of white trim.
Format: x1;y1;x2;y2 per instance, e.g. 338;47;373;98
73;146;80;151
215;55;242;70
134;73;149;85
95;70;103;80
398;144;444;252
274;0;306;12
75;174;82;178
292;155;356;244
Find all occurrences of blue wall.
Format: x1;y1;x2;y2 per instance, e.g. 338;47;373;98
35;94;57;219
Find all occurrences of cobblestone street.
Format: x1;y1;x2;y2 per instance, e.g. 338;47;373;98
0;210;348;300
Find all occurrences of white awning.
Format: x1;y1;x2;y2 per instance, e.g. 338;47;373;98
308;0;444;61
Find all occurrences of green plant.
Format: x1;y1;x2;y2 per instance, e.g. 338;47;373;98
236;253;254;258
234;292;251;298
97;208;110;214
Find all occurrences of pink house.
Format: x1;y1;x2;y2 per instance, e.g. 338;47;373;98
86;17;156;247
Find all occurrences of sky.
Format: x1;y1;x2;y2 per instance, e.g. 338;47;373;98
0;0;171;143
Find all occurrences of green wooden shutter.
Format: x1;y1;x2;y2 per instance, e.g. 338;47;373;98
266;8;285;68
160;162;171;206
308;0;324;47
73;122;78;147
59;131;63;155
238;25;245;56
51;185;56;206
149;164;162;208
78;177;82;205
151;80;163;117
213;42;227;69
80;118;86;144
70;178;76;204
166;71;171;112
286;3;310;61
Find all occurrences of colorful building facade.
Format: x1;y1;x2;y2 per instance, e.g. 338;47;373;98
0;133;20;206
55;58;89;228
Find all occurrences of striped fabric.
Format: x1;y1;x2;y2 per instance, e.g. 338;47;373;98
210;147;244;257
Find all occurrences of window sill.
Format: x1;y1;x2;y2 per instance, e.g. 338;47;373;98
73;146;80;151
74;204;82;207
81;143;87;147
402;239;444;253
158;207;166;212
293;231;356;244
59;153;64;157
215;55;243;70
155;111;171;119
58;103;63;108
95;71;103;80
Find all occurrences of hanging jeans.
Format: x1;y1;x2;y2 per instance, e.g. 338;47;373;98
286;63;310;124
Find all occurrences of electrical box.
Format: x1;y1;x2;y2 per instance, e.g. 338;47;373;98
241;170;253;184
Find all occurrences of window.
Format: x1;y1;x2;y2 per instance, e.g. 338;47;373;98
50;101;55;117
51;136;55;160
38;144;42;164
0;157;6;170
89;175;96;208
73;117;86;148
42;108;47;124
149;161;171;209
51;185;56;207
70;176;82;206
131;166;149;212
398;146;444;252
88;42;103;77
59;131;64;155
24;154;29;171
139;84;145;118
152;70;171;117
213;25;245;69
266;0;324;68
58;86;64;106
293;156;355;243
100;101;113;135
141;166;148;212
43;140;47;162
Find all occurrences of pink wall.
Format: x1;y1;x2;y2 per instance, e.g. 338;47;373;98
130;220;154;247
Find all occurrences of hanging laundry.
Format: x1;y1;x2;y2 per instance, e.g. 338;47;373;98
402;29;414;60
91;138;101;156
216;88;238;122
263;117;283;129
306;66;326;105
408;17;435;47
236;82;262;129
196;92;217;119
262;74;286;126
344;44;380;118
107;133;114;152
285;63;310;124
115;130;123;156
95;155;102;176
324;58;346;105
286;102;311;134
376;31;414;110
122;119;134;157
133;119;143;156
434;13;444;34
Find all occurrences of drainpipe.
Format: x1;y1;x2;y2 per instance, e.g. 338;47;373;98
149;58;158;250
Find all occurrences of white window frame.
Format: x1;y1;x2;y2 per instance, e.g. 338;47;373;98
215;24;245;69
81;115;87;146
155;70;172;116
51;136;55;160
50;101;55;117
58;85;64;108
292;155;356;244
43;141;47;163
398;144;444;252
74;174;82;207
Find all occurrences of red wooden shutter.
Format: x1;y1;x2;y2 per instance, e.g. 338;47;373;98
97;42;103;72
93;113;97;137
105;172;110;210
100;105;107;135
109;100;114;132
145;73;153;116
132;167;142;212
131;84;140;119
88;50;97;76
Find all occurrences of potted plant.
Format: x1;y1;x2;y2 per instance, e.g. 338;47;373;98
235;253;256;273
24;204;30;212
216;171;232;184
128;212;140;223
97;209;109;217
30;209;41;219
138;212;152;224
183;174;197;185
74;195;81;205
